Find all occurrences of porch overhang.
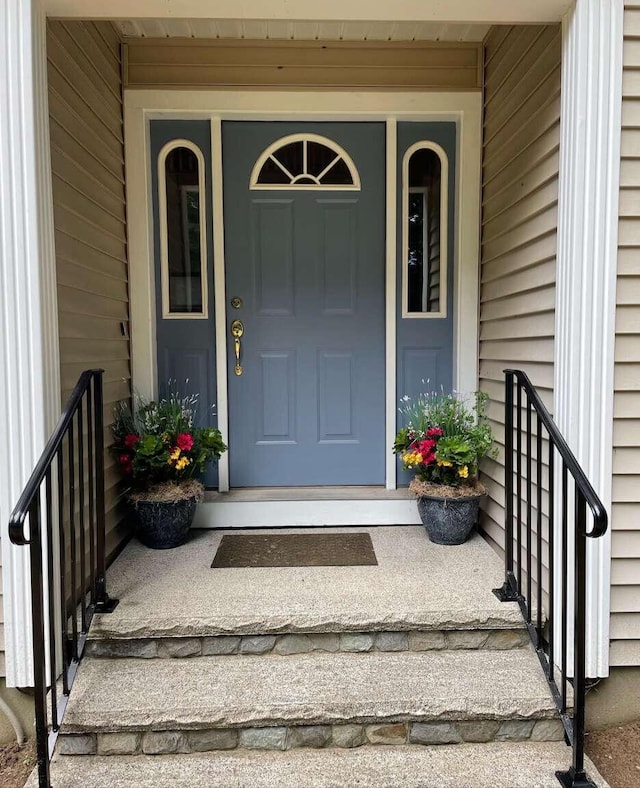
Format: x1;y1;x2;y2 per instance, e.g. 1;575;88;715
42;0;574;25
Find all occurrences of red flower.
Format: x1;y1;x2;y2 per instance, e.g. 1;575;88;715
417;439;437;466
118;454;133;474
124;433;141;449
417;439;436;456
176;432;194;452
426;427;444;438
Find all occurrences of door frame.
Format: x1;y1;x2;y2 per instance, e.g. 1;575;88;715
124;90;482;491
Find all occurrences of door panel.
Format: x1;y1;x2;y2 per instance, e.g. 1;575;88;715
252;200;295;316
223;122;386;487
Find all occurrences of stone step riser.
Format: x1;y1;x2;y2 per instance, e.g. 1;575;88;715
86;628;531;659
58;717;565;757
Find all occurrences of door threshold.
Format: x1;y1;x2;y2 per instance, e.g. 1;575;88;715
196;487;419;528
204;486;411;503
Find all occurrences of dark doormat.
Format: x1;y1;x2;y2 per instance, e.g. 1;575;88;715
211;533;378;568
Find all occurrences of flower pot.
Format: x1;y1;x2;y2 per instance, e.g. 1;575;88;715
131;495;198;549
416;493;483;545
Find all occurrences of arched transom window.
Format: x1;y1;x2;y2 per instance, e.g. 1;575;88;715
250;134;360;190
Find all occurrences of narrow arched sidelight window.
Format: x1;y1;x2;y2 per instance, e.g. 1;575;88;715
402;142;448;318
250;134;360;190
158;140;208;318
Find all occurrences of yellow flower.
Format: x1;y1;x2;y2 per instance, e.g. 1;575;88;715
437;460;453;468
169;447;181;461
161;433;170;443
402;451;423;469
176;456;191;471
458;465;469;478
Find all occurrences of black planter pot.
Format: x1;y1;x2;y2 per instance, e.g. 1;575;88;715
132;496;198;549
417;493;484;545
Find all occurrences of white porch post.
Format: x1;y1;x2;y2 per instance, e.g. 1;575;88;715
555;0;623;676
0;0;60;686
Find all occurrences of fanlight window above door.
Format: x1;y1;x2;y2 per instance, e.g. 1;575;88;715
250;134;360;190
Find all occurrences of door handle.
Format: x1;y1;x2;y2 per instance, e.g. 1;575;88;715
231;319;244;376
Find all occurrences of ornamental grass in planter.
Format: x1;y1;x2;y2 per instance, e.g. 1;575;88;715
113;391;227;549
393;390;496;545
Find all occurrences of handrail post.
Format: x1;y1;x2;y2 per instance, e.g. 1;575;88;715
493;370;519;602
28;498;51;788
92;371;118;614
556;492;597;788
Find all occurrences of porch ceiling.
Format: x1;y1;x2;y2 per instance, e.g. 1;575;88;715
115;19;491;42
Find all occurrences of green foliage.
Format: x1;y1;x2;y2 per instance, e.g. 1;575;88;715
112;389;227;488
393;390;496;487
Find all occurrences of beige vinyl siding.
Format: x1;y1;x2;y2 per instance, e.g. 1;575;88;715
47;20;130;562
479;25;561;569
611;3;640;667
123;38;482;91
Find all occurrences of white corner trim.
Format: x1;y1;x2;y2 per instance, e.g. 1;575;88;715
0;0;60;687
555;0;623;678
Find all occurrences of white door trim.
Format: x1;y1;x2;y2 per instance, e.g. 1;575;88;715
385;118;398;489
555;0;623;677
0;0;61;687
123;90;482;491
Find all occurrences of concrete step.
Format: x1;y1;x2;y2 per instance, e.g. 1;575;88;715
89;528;524;642
59;648;563;755
36;743;610;787
85;627;531;659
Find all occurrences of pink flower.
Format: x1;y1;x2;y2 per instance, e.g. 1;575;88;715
426;427;444;438
124;433;141;449
176;433;194;452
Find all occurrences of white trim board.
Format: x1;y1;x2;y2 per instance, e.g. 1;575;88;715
123;90;482;492
43;0;573;24
193;499;421;528
554;0;623;678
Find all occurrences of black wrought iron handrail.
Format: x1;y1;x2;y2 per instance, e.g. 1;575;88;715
9;369;118;788
494;369;607;788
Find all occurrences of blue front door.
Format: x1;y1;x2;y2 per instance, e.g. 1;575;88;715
223;122;386;487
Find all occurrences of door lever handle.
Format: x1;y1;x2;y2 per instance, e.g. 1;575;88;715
231;319;244;376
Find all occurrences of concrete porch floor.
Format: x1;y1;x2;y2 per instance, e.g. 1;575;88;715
90;526;523;641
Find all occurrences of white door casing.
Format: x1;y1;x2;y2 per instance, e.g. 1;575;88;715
123;90;483;492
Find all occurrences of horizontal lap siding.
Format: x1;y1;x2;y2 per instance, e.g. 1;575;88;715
48;21;130;562
123;39;482;91
479;26;560;564
611;4;640;667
